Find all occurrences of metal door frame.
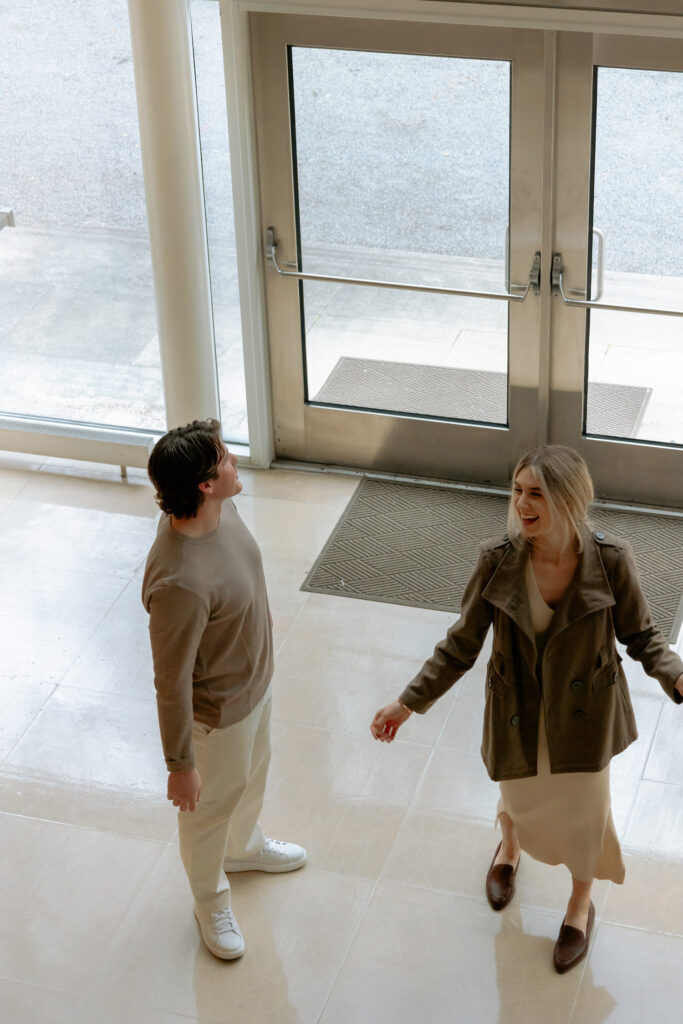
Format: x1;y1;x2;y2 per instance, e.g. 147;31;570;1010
251;14;548;485
247;11;683;503
550;33;683;506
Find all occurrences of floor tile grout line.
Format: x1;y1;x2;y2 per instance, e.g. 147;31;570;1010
47;679;158;706
0;970;78;999
315;722;441;1019
0;465;42;505
614;698;667;843
636;695;666;783
315;877;379;1024
268;714;438;751
0;799;173;845
362;872;606;923
566;948;593;1023
65;837;171;1022
376;741;440;888
0;683;60;769
432;684;465;750
272;597;310;659
638;775;683;787
0;574;140;769
0;556;144;582
364;871;683;944
595;918;683;940
51;576;140;687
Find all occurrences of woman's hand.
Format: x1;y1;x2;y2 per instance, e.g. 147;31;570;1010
371;700;413;742
675;673;683;699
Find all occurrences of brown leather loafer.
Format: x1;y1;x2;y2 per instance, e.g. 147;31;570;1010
553;900;595;974
485;840;521;911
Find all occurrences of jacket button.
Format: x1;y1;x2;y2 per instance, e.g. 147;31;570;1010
510;715;520;726
573;709;587;720
570;679;583;691
594;530;605;540
613;671;618;681
488;679;494;689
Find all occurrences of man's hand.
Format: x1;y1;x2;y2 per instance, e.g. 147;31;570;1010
675;673;683;699
167;767;202;812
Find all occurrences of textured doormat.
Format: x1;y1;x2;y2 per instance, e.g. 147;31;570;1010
301;477;683;642
314;358;651;437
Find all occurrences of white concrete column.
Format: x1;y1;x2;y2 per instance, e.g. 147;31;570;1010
127;0;220;429
219;1;274;467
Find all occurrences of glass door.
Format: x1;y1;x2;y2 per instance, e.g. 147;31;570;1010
251;16;545;485
551;34;683;506
251;15;683;504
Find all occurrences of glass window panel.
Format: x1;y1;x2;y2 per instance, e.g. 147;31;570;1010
191;0;248;445
0;1;165;431
586;67;683;446
305;282;508;425
290;48;510;425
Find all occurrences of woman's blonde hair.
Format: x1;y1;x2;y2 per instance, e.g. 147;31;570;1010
507;445;594;552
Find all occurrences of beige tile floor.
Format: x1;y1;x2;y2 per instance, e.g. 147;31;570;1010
1;451;683;1023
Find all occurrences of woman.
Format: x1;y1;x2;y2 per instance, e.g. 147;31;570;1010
371;445;683;973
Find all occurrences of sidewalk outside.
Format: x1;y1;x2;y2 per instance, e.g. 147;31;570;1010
0;224;681;447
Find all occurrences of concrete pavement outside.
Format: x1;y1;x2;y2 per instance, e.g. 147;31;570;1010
0;223;680;447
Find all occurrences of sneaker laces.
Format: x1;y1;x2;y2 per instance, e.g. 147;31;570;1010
211;907;239;936
264;838;288;857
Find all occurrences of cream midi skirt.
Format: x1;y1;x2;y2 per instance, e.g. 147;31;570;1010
497;705;625;884
497;560;625;884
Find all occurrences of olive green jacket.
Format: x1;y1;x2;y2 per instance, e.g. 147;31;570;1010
399;527;683;781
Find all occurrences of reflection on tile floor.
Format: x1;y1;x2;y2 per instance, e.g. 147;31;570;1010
1;455;682;1022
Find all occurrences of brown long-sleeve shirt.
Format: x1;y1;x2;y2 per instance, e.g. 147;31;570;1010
141;501;273;772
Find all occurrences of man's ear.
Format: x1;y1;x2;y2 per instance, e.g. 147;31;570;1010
198;479;212;495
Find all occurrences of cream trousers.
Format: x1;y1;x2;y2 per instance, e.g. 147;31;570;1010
178;685;272;913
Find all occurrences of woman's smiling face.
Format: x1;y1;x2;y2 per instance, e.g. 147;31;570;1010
512;466;552;540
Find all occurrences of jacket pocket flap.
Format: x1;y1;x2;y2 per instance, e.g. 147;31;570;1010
592;661;620;694
597;644;622;669
486;663;507;697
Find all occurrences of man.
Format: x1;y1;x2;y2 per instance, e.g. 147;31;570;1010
142;418;305;960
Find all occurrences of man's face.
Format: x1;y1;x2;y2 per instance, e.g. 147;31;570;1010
204;444;242;501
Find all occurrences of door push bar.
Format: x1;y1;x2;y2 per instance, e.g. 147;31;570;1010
551;251;683;318
265;228;541;303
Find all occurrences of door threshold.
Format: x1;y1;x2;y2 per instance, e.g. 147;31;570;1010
269;458;683;517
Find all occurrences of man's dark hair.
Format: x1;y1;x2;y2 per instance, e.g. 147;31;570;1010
148;418;224;519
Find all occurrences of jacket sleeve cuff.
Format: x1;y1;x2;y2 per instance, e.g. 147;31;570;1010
662;661;683;704
398;683;435;715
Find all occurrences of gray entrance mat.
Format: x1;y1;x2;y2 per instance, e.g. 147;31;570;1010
313;357;651;437
301;477;683;642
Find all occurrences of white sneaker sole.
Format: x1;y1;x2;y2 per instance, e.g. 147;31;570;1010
194;911;245;960
223;851;307;874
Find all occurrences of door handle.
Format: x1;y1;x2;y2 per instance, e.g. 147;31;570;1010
266;228;541;304
551;251;683;317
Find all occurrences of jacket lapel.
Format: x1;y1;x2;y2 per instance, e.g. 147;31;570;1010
545;526;616;646
481;527;616;649
482;542;537;644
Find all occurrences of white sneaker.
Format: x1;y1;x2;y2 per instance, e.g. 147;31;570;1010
194;905;245;960
223;838;307;874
